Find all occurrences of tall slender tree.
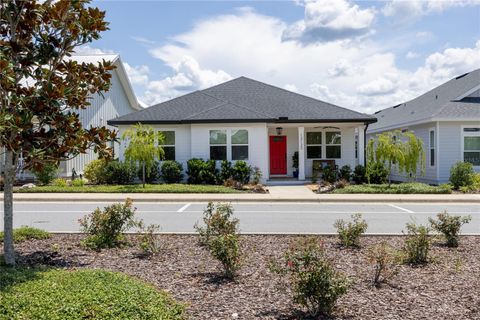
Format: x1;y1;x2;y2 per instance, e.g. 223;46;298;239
0;0;115;266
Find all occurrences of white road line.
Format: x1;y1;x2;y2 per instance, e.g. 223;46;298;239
388;204;415;214
177;203;191;213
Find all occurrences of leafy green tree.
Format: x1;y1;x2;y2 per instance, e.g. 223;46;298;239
367;130;425;185
0;0;114;266
122;124;164;187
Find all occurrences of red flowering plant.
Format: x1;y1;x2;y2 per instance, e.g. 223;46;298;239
270;237;350;318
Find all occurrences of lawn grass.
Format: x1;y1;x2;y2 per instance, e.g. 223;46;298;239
0;268;185;319
0;226;50;243
333;182;452;194
15;183;241;193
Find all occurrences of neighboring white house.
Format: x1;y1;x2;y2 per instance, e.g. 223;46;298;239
367;69;480;185
108;77;376;184
9;54;142;180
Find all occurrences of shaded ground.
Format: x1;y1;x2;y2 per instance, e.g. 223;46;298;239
3;234;480;320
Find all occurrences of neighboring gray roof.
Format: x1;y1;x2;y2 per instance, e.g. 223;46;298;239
108;77;376;125
369;69;480;132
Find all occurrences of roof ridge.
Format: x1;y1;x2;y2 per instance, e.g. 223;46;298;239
182;99;230;120
200;91;275;119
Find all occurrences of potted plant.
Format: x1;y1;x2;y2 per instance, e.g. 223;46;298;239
292;151;299;178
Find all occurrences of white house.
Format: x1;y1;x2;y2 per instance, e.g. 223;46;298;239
108;77;376;184
367;69;480;185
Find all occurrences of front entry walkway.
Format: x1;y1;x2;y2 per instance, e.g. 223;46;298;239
266;185;314;197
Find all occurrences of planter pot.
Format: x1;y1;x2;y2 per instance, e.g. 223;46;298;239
293;170;299;178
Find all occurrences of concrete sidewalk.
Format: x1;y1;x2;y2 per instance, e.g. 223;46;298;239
4;188;480;203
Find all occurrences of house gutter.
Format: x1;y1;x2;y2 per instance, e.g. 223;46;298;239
364;122;370;166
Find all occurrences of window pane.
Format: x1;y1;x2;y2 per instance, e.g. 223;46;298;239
210;130;226;145
232;129;248;144
464;137;480;151
326;146;341;158
210;146;227;160
160;131;175;145
464;128;480;132
232;146;248;160
326;132;341;144
430;131;435;147
464;152;480;166
307;146;322;159
430;149;435;166
306;132;322;145
163;147;175;161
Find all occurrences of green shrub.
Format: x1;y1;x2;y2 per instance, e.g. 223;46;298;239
84;159;108;184
71;178;86;187
352;164;366;184
203;159;219;185
366;161;388;184
137;221;162;256
322;165;337;183
251;166;262;184
366;242;400;287
220;160;234;182
104;160;136;185
232;160;251;185
403;222;431;265
338;165;352;181
429;211;471;247
208;233;242;279
32;163;59;185
138;161;160;183
449;161;475;190
52;178;67;187
272;238;349;317
0;268;185;319
460;173;480;192
161;161;184;183
0;226;50;243
186;158;205;184
334;182;452;194
334;213;368;247
194;202;239;246
79;199;138;250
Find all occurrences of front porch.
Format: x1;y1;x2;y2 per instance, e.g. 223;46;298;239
266;123;366;181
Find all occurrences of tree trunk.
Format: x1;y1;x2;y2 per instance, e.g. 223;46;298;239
3;149;16;266
142;162;145;188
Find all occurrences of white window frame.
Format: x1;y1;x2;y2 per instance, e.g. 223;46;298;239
325;131;342;159
429;128;435;168
231;129;249;161
461;126;480;168
158;130;176;161
209;129;228;161
208;128;250;162
306;130;323;159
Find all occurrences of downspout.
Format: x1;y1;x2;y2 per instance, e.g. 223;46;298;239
364;122;370;166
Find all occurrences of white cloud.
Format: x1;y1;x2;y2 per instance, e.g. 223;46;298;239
284;84;299;92
283;0;376;44
123;63;150;86
73;45;115;55
357;77;397;96
406;51;420;59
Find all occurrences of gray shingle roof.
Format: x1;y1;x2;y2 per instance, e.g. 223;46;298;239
368;69;480;132
108;77;376;125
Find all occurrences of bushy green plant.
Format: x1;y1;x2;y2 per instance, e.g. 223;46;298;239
71;178;86;187
338;165;352;181
203;160;219;185
220;160;234;182
161;161;184;183
208;233;242;279
449;161;475;190
322;165;337;183
52;178;67;187
32;163;58;185
429;211;471;247
353;165;367;184
366;161;388;184
137;161;160;183
251;166;262;185
366;242;400;287
84;159;108;184
79;199;138;250
460;173;480;193
137;221;162;256
104;161;137;185
186;158;205;184
403;222;431;265
0;226;50;243
334;213;368;247
271;238;349;317
233;160;251;185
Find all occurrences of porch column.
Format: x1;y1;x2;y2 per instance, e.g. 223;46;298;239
358;125;365;166
298;126;305;180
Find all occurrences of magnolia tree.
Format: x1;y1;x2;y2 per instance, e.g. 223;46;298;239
0;0;115;266
122;124;164;187
367;130;426;185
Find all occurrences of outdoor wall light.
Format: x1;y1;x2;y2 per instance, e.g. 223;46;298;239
276;127;283;135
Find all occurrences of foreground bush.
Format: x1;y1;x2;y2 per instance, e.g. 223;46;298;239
209;233;242;279
449;161;475;190
32;163;58;185
79;199;137;250
0;268;185;319
429;211;471;247
84;159;108;184
0;226;49;243
334;213;368;248
161;161;184;183
403;222;431;265
271;238;349;317
367;242;400;287
104;160;137;185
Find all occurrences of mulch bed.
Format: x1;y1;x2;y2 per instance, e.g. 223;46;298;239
4;234;480;320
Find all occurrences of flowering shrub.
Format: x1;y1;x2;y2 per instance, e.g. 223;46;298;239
271;238;349;317
137;221;162;256
209;233;242;279
79;199;137;250
334;213;368;248
403;222;431;265
366;242;400;287
429;211;471;247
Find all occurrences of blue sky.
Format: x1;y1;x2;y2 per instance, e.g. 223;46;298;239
82;0;480;112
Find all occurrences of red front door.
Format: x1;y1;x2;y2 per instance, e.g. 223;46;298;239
270;136;287;175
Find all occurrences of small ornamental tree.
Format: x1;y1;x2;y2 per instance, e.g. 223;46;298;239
122;124;164;187
367;130;425;185
0;0;115;266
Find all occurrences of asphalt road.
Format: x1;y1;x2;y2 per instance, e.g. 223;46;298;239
1;201;479;234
